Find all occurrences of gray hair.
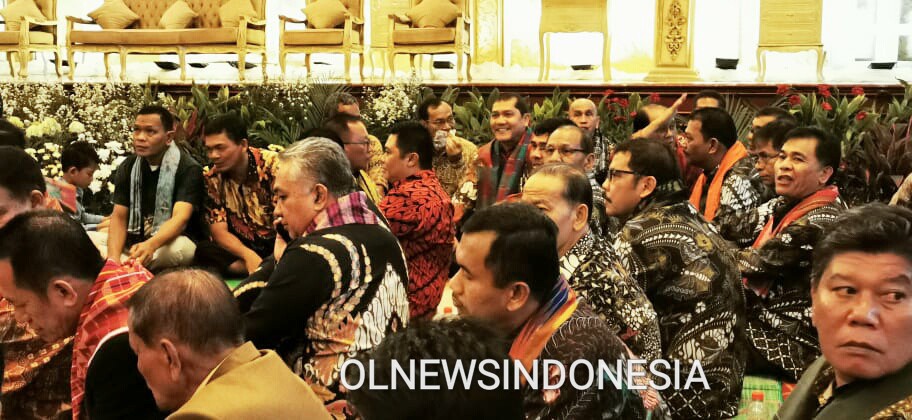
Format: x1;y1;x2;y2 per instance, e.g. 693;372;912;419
278;137;356;197
128;269;244;355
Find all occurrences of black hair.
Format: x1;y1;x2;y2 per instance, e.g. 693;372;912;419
694;90;726;109
129;269;244;355
532;117;574;137
418;96;445;121
812;203;912;289
783;126;841;185
323;113;364;146
0;119;25;148
0;210;105;295
756;107;797;125
137;104;175;131
61;141;100;172
532;163;593;222
613;138;682;187
203;113;248;144
753;119;798;150
345;318;523;420
631;109;651;132
494;93;530;116
0;146;46;199
389;121;433;170
461;202;559;303
689;107;738;149
325;92;359;120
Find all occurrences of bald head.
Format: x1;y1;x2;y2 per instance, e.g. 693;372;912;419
128;269;244;355
568;98;599;136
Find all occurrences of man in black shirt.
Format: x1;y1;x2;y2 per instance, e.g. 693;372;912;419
105;105;204;271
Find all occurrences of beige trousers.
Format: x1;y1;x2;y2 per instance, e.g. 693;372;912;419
88;231;196;271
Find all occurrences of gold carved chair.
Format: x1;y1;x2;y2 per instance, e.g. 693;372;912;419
279;0;365;81
0;0;61;78
538;0;610;81
387;0;472;82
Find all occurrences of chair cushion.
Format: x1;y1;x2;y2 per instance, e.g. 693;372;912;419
393;28;455;44
0;29;52;44
70;28;265;46
219;0;258;28
0;0;47;32
284;29;344;46
159;0;198;30
88;0;140;29
406;0;458;28
303;0;347;29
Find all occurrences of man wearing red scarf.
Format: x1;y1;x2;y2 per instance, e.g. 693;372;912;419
0;210;161;419
725;127;847;384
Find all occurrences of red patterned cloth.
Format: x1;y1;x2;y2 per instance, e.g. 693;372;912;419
71;260;152;420
379;170;455;319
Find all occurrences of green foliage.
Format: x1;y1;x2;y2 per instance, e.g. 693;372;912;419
532;87;570;123
597;91;649;147
723;93;757;143
454;87;499;145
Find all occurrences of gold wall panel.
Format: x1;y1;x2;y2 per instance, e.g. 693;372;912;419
474;0;504;65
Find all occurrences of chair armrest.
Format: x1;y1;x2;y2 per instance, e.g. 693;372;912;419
279;15;307;24
389;13;411;24
66;16;96;25
25;17;58;26
240;16;267;28
350;15;364;25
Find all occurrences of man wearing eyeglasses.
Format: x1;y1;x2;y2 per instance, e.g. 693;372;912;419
417;96;478;197
543;124;610;237
322;114;382;204
603;137;747;419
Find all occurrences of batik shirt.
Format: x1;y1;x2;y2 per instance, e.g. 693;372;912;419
432;137;478;197
589;175;611;238
727;195;847;381
890;172;912;208
702;156;765;225
379;170;455;319
367;134;386;195
614;186;747;419
205;147;278;257
560;230;661;362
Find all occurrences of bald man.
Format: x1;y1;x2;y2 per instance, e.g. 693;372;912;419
568;98;607;181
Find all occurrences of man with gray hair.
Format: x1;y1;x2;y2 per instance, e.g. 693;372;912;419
233;137;410;418
128;269;331;419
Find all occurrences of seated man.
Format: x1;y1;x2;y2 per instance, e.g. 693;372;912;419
106;105;204;271
777;204;912;419
127;269;331;419
417;96;478;197
451;202;646;419
0;210;161;419
631;94;702;187
742;119;797;219
683;107;764;223
234;138;409;417
528;117;574;173
543;124;610;237
568;98;608;179
604;138;746;419
748;106;796;144
521;164;660;362
725;127;846;382
0;147;72;418
345;318;524;419
58;141;107;229
323;114;383;204
194;114;278;277
379;122;454;320
325;92;386;195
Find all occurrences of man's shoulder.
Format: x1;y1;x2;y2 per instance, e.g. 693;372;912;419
546;303;626;359
177;150;202;170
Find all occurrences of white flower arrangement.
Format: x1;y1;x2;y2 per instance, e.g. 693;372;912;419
361;75;422;130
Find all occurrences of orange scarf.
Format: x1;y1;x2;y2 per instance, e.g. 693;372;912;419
689;141;748;221
752;186;840;249
509;278;578;377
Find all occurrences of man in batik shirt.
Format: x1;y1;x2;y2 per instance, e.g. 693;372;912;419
417;96;478;197
604;138;747;419
683;107;764;224
724;128;847;383
195;115;277;277
521;163;660;362
379;122;455;320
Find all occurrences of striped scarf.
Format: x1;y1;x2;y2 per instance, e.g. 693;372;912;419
476;130;532;209
71;260;152;420
509;276;579;375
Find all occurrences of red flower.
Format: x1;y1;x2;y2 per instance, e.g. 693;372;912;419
855;111;867;121
822;102;833;111
618;98;629;108
776;84;790;95
630;111;637;117
603;89;615;97
649;93;661;103
788;94;801;106
817;84;832;98
851;86;865;96
613;115;626;123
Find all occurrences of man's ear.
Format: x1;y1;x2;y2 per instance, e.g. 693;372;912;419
312;184;330;211
818;166;834;186
48;278;80;308
65;166;79;178
583;153;595;172
572;203;589;232
637;176;657;199
28;190;44;210
407;152;420;168
239;138;249;150
521;113;532;128
505;281;532;312
160;339;183;381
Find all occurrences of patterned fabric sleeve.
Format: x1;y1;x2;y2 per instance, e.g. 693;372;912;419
737;217;827;288
589;262;663;362
204;175;228;225
378;190;420;239
717;160;763;222
367;135;387;193
716;197;782;248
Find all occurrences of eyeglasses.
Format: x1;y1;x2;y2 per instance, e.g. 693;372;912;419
428;117;456;126
608;169;638;181
749;151;779;164
544;146;586;157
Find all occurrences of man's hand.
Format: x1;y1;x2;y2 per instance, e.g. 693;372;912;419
128;241;157;266
273;218;289;261
445;134;463;160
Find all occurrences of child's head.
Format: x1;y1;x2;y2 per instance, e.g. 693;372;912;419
61;141;100;189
